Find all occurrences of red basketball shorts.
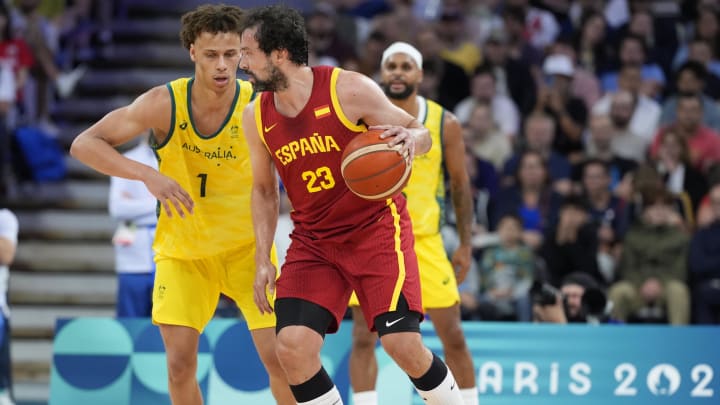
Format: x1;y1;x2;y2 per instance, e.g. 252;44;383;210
276;203;422;333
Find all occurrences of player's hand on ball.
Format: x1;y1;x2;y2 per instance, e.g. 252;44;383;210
144;170;194;217
370;125;415;162
253;260;276;314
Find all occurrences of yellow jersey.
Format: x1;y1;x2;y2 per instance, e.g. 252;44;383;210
404;96;446;237
152;77;255;259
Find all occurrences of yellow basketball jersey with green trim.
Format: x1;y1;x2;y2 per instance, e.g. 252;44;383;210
153;77;255;259
404;96;446;236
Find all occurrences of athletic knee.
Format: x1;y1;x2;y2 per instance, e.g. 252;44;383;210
276;327;322;366
351;322;376;351
380;332;424;361
441;326;469;354
166;352;197;383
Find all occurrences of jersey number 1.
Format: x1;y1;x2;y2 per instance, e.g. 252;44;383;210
197;173;207;197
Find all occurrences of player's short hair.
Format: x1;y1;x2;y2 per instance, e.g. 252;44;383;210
241;5;309;66
179;4;245;50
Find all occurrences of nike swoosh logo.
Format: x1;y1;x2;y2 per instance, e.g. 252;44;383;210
264;123;278;132
385;316;405;328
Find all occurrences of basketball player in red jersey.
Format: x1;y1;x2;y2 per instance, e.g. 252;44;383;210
239;5;464;405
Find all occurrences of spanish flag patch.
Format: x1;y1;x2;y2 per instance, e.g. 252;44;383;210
314;104;331;119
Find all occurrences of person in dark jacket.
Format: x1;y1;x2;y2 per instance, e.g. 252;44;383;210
688;183;720;324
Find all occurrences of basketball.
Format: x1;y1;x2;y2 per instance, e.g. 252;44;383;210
340;128;412;201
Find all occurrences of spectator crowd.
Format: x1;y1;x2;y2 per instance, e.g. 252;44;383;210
301;0;720;325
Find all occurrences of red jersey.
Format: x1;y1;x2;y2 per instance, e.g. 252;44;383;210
0;38;34;100
255;66;408;240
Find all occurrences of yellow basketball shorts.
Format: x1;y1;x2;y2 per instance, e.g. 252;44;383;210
348;233;459;309
152;243;278;332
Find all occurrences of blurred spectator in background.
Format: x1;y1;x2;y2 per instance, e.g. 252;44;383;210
305;3;357;68
600;34;666;99
436;8;481;76
479;29;537;115
580;114;638;194
578;158;629;283
689;183;720;324
0;2;31;197
536;53;588;158
592;64;661;144
460;142;500;236
532;271;614;324
416;26;469;110
502;112;572;194
454;66;520;139
108;135;157;317
539;196;603;287
654;130;708;216
463;0;503;46
461;213;535;321
608;190;690;324
602;90;650;162
696;164;720;227
499;5;543;68
505;0;560;51
685;39;720;99
560;272;610;323
352;30;388;81
572;11;613;77
549;35;601;110
0;3;33;116
462;102;512;172
492;150;564;250
672;5;720;74
660;60;720;132
12;0;85;129
0;208;17;404
652;92;720;173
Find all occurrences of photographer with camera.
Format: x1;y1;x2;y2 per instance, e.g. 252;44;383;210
532;272;612;324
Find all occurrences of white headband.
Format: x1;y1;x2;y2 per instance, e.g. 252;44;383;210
381;41;423;69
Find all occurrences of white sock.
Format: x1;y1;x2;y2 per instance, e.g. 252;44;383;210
460;387;479;405
352;390;377;405
414;366;463;405
298;385;343;405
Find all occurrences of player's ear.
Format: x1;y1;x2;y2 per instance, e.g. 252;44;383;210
189;43;197;62
273;48;288;63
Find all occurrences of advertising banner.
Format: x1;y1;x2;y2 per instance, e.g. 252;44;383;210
49;319;719;404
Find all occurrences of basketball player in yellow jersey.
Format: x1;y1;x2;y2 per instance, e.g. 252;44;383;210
348;42;479;405
69;5;293;405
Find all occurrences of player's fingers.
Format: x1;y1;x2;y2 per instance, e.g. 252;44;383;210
161;200;173;218
176;189;194;214
253;286;269;314
267;276;276;296
170;197;186;218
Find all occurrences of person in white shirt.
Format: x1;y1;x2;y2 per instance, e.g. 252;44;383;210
592;64;661;143
108;135;158;317
454;66;520;139
0;208;18;405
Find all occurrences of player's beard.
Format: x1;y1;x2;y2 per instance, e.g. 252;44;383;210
250;63;288;92
382;82;415;100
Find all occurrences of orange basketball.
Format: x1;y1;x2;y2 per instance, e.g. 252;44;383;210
340;128;412;201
